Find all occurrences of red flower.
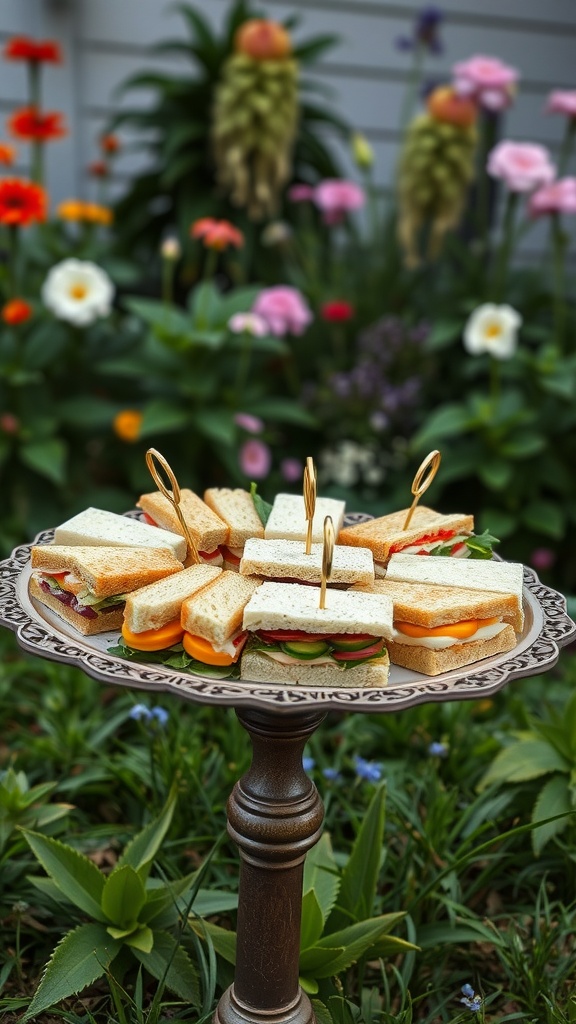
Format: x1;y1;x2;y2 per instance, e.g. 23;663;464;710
8;107;66;142
87;159;109;178
0;413;19;434
2;298;32;325
0;179;47;226
0;143;16;166
4;37;62;63
321;300;355;322
191;217;244;251
100;134;120;154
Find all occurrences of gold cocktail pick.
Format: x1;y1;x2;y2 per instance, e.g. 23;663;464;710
319;515;334;610
145;447;200;564
402;449;442;531
303;455;317;555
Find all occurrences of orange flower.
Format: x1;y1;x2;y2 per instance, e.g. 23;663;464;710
100;134;120;154
0;143;16;166
57;199;85;221
113;410;143;443
4;37;62;63
8;107;67;142
2;298;32;325
190;217;244;251
0;179;47;226
83;202;113;226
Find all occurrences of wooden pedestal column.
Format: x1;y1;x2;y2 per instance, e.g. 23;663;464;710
214;708;326;1024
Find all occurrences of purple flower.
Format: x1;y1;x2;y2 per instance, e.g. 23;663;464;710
252;286;313;337
313;179;365;225
354;755;383;783
302;756;315;772
288;183;315;202
530;548;556;571
322;767;342;782
234;412;265;434
239;439;272;480
397;6;444;54
281;457;303;482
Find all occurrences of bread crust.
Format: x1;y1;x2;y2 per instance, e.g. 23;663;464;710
181;571;261;644
240;538;375;586
338;507;474;563
203;487;264;548
354;578;522;631
124;564;222;633
31;545;183;598
137;490;228;551
388;623;517;676
29;576;125;636
240;648;389;687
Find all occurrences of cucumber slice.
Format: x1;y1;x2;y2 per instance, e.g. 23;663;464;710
330;636;377;652
281;640;331;660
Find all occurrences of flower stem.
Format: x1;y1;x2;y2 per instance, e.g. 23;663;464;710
162;258;174;305
7;225;19;297
492;191;518;301
558;118;576;177
27;61;44;186
476;111;498;255
234;329;254;399
399;45;424;132
490;357;501;409
551;211;567;350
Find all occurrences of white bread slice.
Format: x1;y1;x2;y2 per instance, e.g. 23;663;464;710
243;581;394;638
203;488;264;548
240;538;375;586
137;490;228;552
353;578;523;632
388;623;517;676
124;564;222;633
54;508;186;562
240;648;389;687
385;555;524;631
181;571;261;644
29;576;125;636
264;494;346;542
31;545;183;598
338;506;473;564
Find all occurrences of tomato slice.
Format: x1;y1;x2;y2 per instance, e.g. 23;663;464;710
327;633;373;643
257;629;329;643
332;639;386;661
199;548;221;561
122;618;184;651
220;545;241;566
182;632;238;666
390;529;457;554
142;513;158;526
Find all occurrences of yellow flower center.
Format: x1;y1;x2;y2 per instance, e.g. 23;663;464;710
484;322;502;339
69;283;88;300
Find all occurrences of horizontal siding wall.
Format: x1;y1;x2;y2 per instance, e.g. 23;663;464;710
1;0;576;260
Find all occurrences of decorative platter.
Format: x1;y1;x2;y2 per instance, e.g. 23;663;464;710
0;513;574;715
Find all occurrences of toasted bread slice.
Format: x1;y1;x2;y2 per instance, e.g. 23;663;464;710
388;623;517;676
243;581;393;638
124;564;222;633
264;494;346;542
137;490;228;552
338;506;473;565
29;576;125;636
240;648;389;687
54;507;186;561
181;571;261;645
203;487;264;548
353;578;523;633
31;545;183;598
240;538;374;586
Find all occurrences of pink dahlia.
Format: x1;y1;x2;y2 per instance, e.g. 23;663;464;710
252;286;313;337
280;457;303;482
546;90;576;118
234;412;265;434
529;178;576;217
313;179;365;225
487;141;555;192
453;55;518;111
239;439;272;479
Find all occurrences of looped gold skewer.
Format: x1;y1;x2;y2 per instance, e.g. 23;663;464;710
319;515;334;610
303;455;317;555
145;447;200;564
402;449;442;531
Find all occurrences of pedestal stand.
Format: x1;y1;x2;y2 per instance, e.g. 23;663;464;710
215;709;326;1024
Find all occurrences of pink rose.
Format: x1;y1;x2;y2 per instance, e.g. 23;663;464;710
453;55;518;111
234;412;265;434
546;90;576;118
239;439;271;479
228;312;268;336
313;179;365;225
487;141;555;192
528;178;576;217
280;457;303;482
288;183;315;202
252;286;313;337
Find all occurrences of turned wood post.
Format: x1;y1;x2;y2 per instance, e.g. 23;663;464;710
214;708;326;1024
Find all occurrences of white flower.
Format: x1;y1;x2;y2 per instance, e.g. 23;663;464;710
42;258;114;326
227;312;268;336
160;236;181;260
463;303;522;360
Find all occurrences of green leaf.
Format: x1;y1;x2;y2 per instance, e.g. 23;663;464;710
23;923;120;1020
117;788;176;881
138;399;191;438
190;919;236;965
311;999;334;1024
476;507;517;539
479;740;570;790
133;929;200;1006
329;784;385;929
301;916;408;977
522;501;565;540
300;889;325;952
425;319;462;351
250;481;273;527
299;946;345;973
124;297;191;337
303;833;339;925
22;830;106;921
124;925;154;953
500;432;547;458
247;399;316;427
478;460;512;491
19;438;67;485
412;404;471;450
24;320;68;369
59;396;118;429
417;919;502;948
327;996;361;1024
193;408;236;446
189;281;222;330
532;775;573;855
101;865;146;928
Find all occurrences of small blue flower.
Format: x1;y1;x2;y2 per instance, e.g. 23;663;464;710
354;755;383;783
302;756;315;772
460;984;482;1013
322;767;342;782
428;741;448;757
150;707;169;727
130;704;151;721
461;984;475;999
